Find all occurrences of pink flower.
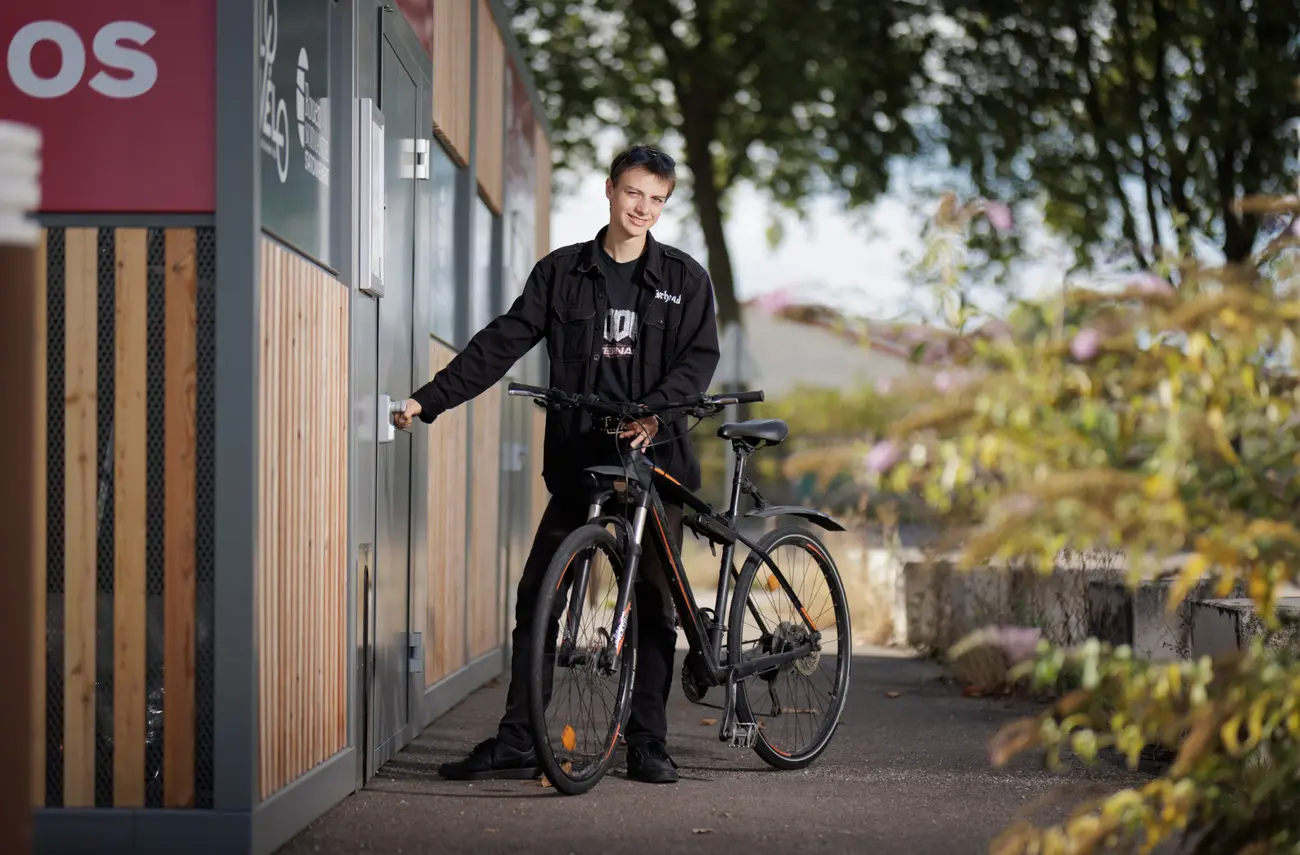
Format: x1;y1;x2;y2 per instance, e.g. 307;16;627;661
903;326;932;346
753;289;795;314
1132;273;1174;296
984;201;1014;234
999;494;1036;517
933;368;974;394
978;319;1013;342
991;626;1043;664
865;440;902;474
949;624;1043;665
1069;328;1102;361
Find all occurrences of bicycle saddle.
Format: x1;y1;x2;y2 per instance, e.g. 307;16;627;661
716;418;789;444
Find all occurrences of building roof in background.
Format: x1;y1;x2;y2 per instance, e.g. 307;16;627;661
716;292;987;397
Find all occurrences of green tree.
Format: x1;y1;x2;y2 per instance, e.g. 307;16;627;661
925;0;1299;273
502;0;929;326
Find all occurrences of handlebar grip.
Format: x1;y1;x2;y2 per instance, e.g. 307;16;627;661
507;382;549;397
722;390;764;405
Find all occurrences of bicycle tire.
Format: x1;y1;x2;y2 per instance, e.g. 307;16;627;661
527;523;637;796
727;525;851;770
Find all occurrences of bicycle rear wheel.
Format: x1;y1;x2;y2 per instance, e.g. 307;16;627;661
527;523;637;795
727;525;851;769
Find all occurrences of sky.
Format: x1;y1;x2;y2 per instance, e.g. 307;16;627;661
546;141;1075;327
550;169;933;320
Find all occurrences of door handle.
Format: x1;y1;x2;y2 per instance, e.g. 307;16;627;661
377;394;407;443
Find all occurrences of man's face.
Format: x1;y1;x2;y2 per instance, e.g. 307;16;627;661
605;166;672;237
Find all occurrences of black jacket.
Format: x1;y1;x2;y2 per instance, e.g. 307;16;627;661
409;227;721;498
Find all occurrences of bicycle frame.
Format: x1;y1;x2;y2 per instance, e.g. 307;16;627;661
507;380;845;744
565;439;824;691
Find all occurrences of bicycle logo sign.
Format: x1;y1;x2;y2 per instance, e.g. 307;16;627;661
259;0;289;183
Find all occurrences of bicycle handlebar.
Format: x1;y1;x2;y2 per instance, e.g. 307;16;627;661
506;382;763;420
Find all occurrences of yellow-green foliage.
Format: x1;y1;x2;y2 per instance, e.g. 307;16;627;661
764;383;900;440
869;193;1300;855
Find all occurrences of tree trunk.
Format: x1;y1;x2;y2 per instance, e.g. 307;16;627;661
682;135;740;328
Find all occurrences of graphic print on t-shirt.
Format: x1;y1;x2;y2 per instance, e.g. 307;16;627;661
603;308;638;359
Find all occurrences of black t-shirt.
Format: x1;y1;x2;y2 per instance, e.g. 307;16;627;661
595;244;641;404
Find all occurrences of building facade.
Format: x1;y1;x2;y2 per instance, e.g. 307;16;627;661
2;1;552;852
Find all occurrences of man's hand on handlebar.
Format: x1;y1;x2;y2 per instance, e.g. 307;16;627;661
619;415;659;449
393;398;422;430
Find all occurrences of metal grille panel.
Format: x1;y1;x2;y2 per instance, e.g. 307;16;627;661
45;227;65;808
194;226;216;808
144;228;167;808
39;224;218;810
94;228;116;808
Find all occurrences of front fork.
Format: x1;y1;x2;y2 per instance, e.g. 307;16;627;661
557;491;648;675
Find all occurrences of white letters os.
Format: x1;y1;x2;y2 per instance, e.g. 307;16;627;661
7;20;158;99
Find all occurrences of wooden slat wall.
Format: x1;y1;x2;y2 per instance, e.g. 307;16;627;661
432;0;472;166
468;384;503;659
425;340;469;685
475;0;505;215
163;230;198;807
256;237;349;800
535;127;552;257
40;226;202;808
62;229;97;807
113;230;149;807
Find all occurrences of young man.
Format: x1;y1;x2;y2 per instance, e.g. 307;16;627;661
394;145;720;783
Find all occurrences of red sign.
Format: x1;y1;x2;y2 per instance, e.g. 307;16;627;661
0;2;216;213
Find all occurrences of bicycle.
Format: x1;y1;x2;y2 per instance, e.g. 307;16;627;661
505;381;852;796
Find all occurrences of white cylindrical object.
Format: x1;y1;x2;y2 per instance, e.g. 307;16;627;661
0;120;41;246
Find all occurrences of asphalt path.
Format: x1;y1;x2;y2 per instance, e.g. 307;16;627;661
277;648;1151;855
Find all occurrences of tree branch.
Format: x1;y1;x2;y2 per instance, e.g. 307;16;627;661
633;4;689;97
721;131;762;189
1117;0;1167;263
1071;8;1150;269
1150;0;1195;254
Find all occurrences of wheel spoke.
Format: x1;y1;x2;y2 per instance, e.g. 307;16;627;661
530;526;636;794
729;530;849;766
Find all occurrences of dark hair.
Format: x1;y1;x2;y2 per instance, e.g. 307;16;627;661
609;145;676;196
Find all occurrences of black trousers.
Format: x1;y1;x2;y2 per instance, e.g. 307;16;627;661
496;493;683;752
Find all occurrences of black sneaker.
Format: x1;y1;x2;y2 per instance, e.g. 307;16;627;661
437;737;542;781
626;741;679;784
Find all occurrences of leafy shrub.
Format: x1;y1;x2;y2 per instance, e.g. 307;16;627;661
868;192;1300;855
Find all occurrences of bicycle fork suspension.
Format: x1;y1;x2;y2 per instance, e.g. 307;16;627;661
557;497;646;676
603;496;648;671
557;501;603;665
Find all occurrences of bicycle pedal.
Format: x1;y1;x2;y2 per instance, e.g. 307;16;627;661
728;723;758;749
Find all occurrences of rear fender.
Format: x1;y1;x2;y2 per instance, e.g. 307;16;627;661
743;505;846;532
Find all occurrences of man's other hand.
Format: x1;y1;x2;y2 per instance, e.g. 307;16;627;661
393;398;422;430
619;416;659;449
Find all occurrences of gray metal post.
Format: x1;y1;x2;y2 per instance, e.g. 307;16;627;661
460;0;482;666
213;0;263;813
0;119;41;855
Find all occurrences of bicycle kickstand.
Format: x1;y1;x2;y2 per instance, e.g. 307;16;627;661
718;669;758;749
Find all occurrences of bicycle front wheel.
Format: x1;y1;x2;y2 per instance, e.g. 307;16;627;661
527;523;637;795
727;525;851;770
